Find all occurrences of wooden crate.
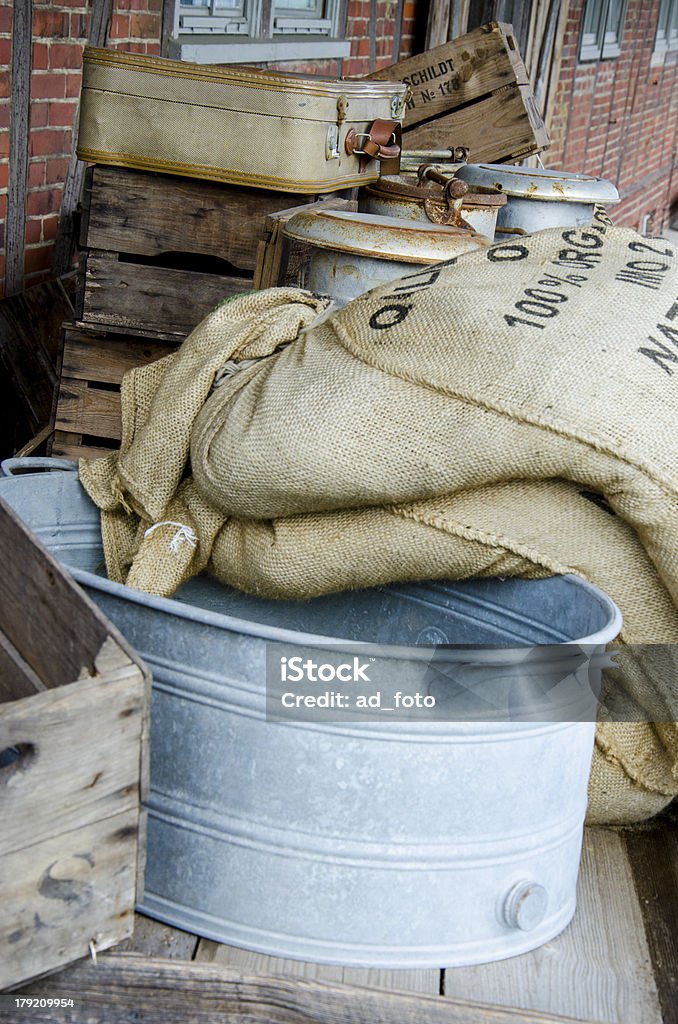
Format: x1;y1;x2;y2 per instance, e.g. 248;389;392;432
52;322;178;460
369;22;550;163
0;497;150;990
76;166;317;340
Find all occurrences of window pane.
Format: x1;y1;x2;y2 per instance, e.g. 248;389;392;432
583;0;603;38
182;0;242;8
274;0;322;9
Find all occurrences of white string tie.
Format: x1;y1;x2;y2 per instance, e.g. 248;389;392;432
144;521;198;553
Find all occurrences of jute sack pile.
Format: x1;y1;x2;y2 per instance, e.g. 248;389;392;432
80;210;678;824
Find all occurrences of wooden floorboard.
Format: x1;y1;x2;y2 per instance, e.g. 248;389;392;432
624;806;678;1024
194;939;441;994
442;828;663;1024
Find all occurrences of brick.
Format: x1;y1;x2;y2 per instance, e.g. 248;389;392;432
27;188;61;216
145;41;161;56
30;102;50;128
28;160;46;188
0;6;12;33
31;73;67;100
49;42;84;69
32;41;50;70
0;72;9;99
0;192;7;220
45;156;70;185
0;132;8;158
65;72;81;97
70;12;89;38
32;9;70;38
29;128;71;157
25;218;43;245
0;161;7;191
110;13;130;37
42;214;60;241
0;102;9;129
25;243;56;274
0;38;11;65
49;99;79;126
129;13;159;37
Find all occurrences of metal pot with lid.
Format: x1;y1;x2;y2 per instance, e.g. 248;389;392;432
359;166;507;239
284;208;490;307
453;163;620;235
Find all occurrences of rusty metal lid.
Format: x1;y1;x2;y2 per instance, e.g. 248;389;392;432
283;209;489;263
454;164;620;204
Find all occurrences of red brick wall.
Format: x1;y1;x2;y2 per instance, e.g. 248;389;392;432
0;0;419;297
0;0;163;295
546;0;678;232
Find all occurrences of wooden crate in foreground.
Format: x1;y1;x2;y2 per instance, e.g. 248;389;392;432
0;496;150;990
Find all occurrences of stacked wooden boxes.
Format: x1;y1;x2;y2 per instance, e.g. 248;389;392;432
369;22;550;163
52;166;315;460
0;495;149;989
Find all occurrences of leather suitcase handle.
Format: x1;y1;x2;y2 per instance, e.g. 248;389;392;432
345;120;401;161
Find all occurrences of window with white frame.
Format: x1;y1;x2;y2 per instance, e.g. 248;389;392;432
579;0;627;61
655;0;678;52
172;0;349;62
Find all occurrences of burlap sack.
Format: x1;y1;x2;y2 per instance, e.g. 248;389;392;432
80;213;678;824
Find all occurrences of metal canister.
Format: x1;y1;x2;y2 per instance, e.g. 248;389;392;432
359;170;507;239
453;163;620;235
283;208;490;307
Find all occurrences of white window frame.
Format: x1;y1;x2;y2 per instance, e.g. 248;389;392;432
579;0;627;61
171;0;350;63
654;0;678;53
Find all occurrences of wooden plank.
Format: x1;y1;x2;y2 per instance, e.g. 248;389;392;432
13;953;605;1023
0;670;144;856
4;0;31;296
55;378;122;442
624;813;678;1024
62;327;177;386
0;806;139;990
402;83;550;163
195;941;440;994
116;913;200;961
0;630;47;702
0;498;119;689
426;0;453;50
50;431;117;462
442;828;663;1024
254;197;357;290
81;257;251;337
369;22;532;128
83;166;312;272
51;0;113;278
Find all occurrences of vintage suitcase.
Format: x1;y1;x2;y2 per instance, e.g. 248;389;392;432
77;48;408;193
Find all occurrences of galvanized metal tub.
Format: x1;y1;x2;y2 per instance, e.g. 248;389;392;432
359;174;506;239
0;459;622;968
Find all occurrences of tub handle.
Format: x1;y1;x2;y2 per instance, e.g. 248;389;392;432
1;456;78;477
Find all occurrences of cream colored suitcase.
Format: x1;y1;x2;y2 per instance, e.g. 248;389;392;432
77;48;408;193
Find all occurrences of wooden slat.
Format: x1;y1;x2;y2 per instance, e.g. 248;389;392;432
13;953;604;1023
402;83;550;163
50;430;117;462
82;166;312;272
625;813;678;1024
4;0;31;296
0;806;139;989
0;498;119;689
442;828;663;1024
51;0;113;277
55;378;122;442
369;22;532;128
194;941;440;995
0;631;47;702
62;327;177;386
426;0;452;49
81;256;251;337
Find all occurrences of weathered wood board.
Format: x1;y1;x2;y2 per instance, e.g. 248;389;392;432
0;498;150;990
10;954;603;1023
80;256;249;338
52;324;178;459
368;21;549;162
81;166;313;274
254;197;357;290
